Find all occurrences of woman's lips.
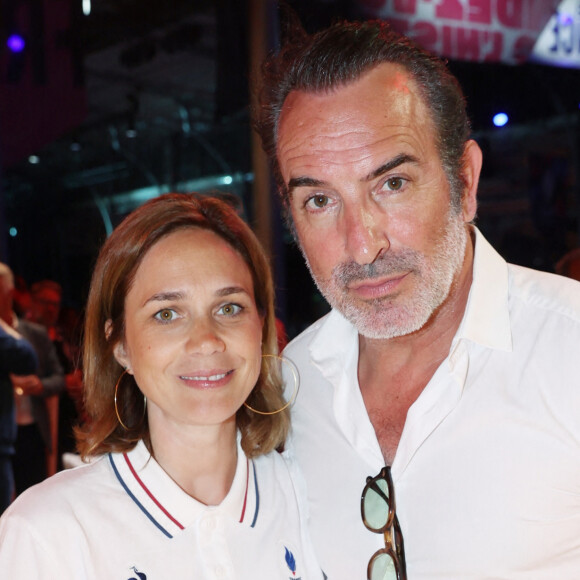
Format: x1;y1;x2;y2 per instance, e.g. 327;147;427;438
179;369;234;389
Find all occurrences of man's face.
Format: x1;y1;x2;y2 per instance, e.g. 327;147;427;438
30;288;61;327
277;63;476;339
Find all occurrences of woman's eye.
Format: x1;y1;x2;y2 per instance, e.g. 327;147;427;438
154;308;176;322
219;303;242;316
305;194;329;209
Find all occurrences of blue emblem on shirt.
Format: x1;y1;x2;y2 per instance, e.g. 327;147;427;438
285;546;297;575
128;566;147;580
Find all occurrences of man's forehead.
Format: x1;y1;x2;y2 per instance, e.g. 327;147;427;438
276;63;432;176
280;62;414;113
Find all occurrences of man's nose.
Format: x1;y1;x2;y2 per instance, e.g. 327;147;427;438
343;204;390;264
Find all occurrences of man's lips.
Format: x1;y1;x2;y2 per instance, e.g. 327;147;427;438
347;273;408;299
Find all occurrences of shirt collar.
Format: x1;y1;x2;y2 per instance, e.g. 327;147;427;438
109;435;259;538
455;226;512;352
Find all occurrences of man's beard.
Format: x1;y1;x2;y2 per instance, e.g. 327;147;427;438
303;209;468;340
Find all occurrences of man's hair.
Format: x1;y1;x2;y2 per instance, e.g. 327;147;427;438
254;18;471;213
76;192;289;460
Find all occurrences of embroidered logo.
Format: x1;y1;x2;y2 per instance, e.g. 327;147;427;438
285;546;297;577
128;566;147;580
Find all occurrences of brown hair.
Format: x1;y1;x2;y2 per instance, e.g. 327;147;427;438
76;193;289;459
254;18;471;217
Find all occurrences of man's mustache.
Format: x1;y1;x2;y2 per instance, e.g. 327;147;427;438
333;249;421;285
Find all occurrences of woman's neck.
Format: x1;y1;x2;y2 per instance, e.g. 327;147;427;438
148;418;239;506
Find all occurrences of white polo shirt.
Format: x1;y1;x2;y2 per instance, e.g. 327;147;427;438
0;437;324;579
284;227;580;579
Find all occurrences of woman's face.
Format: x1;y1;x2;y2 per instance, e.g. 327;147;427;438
114;228;263;435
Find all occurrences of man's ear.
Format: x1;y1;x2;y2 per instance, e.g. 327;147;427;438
460;139;482;223
105;319;132;374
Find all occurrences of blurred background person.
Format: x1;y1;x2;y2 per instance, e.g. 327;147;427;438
555;248;580;282
0;265;38;514
0;267;65;494
27;280;84;470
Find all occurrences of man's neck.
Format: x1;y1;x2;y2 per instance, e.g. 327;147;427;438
357;230;475;464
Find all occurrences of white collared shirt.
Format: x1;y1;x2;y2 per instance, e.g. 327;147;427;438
0;437;324;579
284;227;580;579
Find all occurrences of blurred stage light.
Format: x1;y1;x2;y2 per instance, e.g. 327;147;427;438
7;34;25;53
493;113;509;127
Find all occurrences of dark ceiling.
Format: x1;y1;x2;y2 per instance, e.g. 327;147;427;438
0;0;578;311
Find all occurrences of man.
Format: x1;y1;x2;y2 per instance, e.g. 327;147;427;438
27;280;62;335
255;19;580;579
27;280;82;470
0;269;65;494
0;265;37;513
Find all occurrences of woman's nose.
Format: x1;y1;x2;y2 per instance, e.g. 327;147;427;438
185;318;226;355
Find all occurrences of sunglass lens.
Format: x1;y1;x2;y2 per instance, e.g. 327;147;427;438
363;478;390;531
369;552;398;580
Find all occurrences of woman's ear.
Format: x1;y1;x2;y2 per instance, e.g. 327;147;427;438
106;319;132;374
113;341;132;374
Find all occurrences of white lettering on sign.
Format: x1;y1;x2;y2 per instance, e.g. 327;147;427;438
531;0;580;68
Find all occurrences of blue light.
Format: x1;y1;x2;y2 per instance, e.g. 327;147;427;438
9;228;17;238
223;175;233;185
493;112;509;127
7;34;25;53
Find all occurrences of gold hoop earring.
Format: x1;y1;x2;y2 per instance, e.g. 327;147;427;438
243;354;299;416
114;369;147;430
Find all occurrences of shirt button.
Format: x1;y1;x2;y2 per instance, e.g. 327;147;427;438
202;516;216;530
215;564;225;577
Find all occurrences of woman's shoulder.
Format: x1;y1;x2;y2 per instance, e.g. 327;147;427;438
1;456;108;524
252;448;309;502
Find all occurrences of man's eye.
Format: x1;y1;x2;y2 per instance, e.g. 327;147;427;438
219;303;242;316
306;194;329;209
154;309;175;322
384;177;404;191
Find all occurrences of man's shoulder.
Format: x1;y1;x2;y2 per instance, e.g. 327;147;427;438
18;319;49;338
507;263;580;322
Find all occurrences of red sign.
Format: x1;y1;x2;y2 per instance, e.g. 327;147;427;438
361;0;561;64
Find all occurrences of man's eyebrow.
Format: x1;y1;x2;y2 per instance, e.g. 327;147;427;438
364;153;420;182
286;153;419;198
287;176;327;198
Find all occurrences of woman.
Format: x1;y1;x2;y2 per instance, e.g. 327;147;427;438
0;193;323;579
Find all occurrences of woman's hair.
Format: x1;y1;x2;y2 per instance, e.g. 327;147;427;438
76;193;289;459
